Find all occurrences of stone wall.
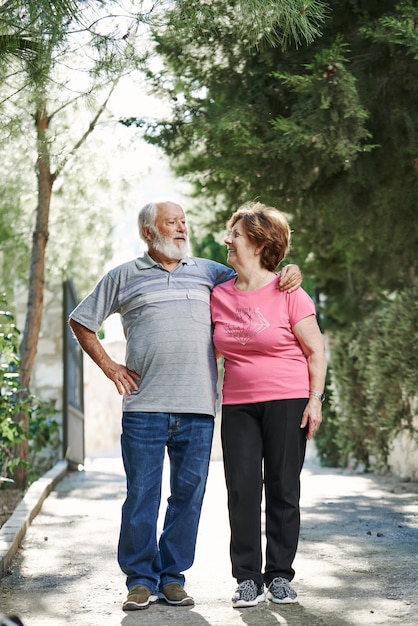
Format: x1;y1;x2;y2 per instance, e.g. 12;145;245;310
16;283;64;413
388;417;418;481
83;338;125;456
15;282;64;471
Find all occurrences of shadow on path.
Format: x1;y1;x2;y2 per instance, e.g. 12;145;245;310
0;454;417;625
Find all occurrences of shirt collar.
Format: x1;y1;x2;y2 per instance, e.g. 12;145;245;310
135;251;197;270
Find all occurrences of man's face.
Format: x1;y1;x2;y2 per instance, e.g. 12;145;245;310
149;202;189;260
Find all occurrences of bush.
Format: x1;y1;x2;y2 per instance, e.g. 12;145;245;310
315;286;418;470
312;369;341;467
0;294;58;484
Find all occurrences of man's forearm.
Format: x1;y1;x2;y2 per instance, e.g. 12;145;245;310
69;319;113;373
69;318;140;396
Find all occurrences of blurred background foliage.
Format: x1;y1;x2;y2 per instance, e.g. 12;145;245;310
124;0;418;468
1;0;417;472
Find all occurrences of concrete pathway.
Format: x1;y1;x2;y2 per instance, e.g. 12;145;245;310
0;446;417;626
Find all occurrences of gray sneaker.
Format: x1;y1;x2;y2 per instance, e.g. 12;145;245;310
267;577;297;604
232;579;265;608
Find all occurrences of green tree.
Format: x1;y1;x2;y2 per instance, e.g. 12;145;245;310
328;286;418;469
161;0;329;50
130;0;418;326
0;1;77;55
0;294;57;483
0;0;329;486
121;1;418;472
0;0;150;486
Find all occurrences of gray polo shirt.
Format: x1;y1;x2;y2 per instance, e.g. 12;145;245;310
70;253;234;416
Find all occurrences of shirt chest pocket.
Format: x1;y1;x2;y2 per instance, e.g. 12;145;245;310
187;290;211;325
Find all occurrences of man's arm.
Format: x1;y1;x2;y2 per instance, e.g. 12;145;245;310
279;264;303;293
69;319;140;396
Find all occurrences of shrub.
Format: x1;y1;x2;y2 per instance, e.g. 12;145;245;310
315;286;418;470
0;294;58;484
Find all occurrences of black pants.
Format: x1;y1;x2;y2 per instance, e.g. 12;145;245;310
221;399;308;587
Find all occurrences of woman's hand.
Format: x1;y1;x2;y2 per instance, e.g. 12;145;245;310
300;397;323;440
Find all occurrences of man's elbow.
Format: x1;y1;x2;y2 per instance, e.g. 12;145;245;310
69;318;92;341
68;317;81;334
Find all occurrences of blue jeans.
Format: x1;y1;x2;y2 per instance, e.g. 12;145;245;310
117;412;214;592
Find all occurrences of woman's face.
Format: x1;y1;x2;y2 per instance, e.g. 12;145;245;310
224;218;258;268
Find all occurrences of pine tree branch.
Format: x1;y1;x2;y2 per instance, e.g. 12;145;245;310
52;77;120;182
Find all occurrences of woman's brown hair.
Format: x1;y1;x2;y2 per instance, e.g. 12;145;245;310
227;202;291;271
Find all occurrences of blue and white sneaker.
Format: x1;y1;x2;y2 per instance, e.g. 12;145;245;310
267;576;298;604
232;579;265;608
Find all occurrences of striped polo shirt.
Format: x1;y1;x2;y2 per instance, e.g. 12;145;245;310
70;253;234;416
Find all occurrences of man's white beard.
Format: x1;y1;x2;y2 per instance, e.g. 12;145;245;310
151;228;189;260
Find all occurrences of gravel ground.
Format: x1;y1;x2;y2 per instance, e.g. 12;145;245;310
0;448;417;626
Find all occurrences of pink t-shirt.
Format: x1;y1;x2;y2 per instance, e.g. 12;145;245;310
210;275;316;404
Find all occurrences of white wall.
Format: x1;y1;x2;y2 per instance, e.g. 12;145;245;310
83;337;125;456
388;417;418;480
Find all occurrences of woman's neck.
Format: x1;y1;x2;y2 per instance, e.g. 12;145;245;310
234;268;277;292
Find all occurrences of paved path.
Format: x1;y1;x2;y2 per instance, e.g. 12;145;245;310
1;447;417;626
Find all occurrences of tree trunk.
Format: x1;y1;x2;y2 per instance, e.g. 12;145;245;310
14;98;54;489
20;98;53;387
13;83;118;488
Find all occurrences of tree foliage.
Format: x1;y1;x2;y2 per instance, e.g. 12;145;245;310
0;0;153;486
323;286;418;469
0;294;58;483
0;0;328;483
0;0;330;390
130;0;418;327
161;0;329;50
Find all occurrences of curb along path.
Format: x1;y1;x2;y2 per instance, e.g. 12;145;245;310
0;461;68;580
0;454;417;625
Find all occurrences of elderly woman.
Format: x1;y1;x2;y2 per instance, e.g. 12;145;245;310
211;202;327;608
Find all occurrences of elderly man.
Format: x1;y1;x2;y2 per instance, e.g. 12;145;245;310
69;200;302;611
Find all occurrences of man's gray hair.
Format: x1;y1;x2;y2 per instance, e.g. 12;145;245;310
138;202;158;242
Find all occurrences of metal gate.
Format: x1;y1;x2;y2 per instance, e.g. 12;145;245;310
63;279;84;469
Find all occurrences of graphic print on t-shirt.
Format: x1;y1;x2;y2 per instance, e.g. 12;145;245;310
224;307;270;345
